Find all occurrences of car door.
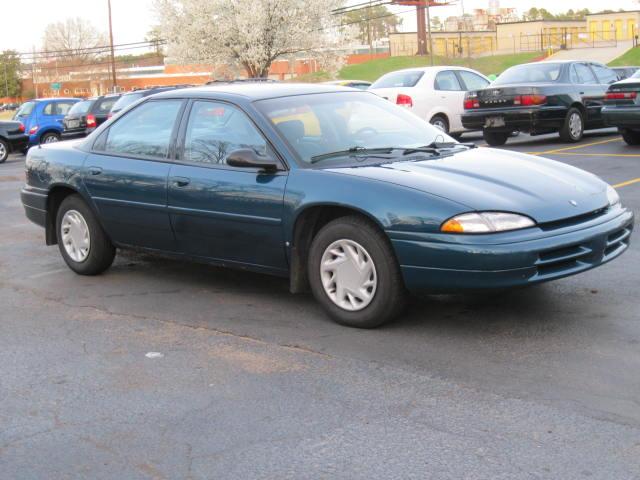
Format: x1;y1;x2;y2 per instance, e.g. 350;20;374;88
571;63;604;125
83;99;185;251
167;100;288;272
433;70;466;131
50;100;77;133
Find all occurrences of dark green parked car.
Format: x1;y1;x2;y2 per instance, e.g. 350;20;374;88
602;71;640;145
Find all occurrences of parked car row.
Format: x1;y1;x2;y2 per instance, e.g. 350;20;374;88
0;103;20;112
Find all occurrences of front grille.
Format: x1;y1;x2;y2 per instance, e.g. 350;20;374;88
539;207;609;231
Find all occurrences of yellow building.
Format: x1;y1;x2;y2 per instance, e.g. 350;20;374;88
389;31;498;58
586;11;640;41
496;20;587;53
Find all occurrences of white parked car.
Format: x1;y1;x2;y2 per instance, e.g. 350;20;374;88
368;66;491;138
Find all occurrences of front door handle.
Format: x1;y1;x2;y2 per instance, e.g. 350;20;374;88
172;176;191;187
88;166;102;175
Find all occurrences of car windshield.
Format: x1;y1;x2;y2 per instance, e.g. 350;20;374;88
111;92;144;112
493;63;563;85
370;71;424;89
68;100;92;116
632;70;640;78
256;91;454;166
15;101;35;117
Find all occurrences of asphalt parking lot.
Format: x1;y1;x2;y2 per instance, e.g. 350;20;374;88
1;130;639;479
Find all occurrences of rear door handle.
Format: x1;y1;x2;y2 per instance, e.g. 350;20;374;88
172;176;191;187
88;166;102;175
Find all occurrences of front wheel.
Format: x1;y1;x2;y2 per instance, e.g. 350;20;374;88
0;139;8;163
483;130;509;146
620;128;640;145
56;194;115;275
308;216;407;328
559;107;584;142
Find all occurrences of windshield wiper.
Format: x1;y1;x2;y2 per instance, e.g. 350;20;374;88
309;147;396;164
402;141;477;156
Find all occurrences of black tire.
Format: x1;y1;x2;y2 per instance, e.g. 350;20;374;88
308;215;407;328
559;107;584;143
430;114;449;133
483;130;509;146
0;139;8;163
620;128;640;145
40;132;60;144
56;194;115;275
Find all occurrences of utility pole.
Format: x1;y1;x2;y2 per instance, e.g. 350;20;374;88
426;1;434;65
32;46;38;98
416;3;427;55
107;0;118;92
367;0;373;55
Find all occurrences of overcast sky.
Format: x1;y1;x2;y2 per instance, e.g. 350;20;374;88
1;0;639;53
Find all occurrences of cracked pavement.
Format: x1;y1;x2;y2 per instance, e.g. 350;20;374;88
1;131;639;479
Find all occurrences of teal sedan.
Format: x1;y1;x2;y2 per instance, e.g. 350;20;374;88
21;84;634;328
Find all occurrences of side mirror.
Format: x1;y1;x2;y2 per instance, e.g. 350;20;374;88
226;149;279;172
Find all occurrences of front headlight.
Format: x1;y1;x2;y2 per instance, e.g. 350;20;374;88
441;212;536;233
606;185;620;207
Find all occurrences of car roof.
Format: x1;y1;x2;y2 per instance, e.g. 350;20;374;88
379;66;481;75
152;83;359;101
33;97;79;102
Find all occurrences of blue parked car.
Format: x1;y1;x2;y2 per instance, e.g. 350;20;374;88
14;98;80;148
20;84;634;328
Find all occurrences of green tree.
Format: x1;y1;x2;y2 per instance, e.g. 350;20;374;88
0;50;21;99
344;5;402;45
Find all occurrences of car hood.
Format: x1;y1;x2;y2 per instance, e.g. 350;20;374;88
328;147;609;224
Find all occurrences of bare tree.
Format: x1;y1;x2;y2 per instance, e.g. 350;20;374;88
42;18;109;63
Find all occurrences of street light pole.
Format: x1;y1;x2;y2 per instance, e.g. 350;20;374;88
107;0;118;93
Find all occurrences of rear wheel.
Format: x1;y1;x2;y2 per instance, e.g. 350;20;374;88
430;115;449;134
483;130;509;146
0;139;8;163
620;128;640;145
559;107;584;142
40;132;60;144
56;194;115;275
308;215;407;328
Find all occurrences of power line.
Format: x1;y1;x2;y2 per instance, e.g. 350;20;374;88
20;42;166;62
332;0;391;15
17;40;165;59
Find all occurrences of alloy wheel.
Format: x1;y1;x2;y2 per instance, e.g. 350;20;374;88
320;239;377;311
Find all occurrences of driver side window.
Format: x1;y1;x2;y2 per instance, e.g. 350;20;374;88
183;101;268;165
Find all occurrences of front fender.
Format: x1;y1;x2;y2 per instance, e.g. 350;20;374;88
283;168;469;244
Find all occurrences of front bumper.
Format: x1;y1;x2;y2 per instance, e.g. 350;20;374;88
390;207;634;293
461;106;567;133
602;105;640;129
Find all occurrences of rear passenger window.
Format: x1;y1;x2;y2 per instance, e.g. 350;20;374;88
183;101;268;165
43;103;54;115
574;63;597;84
103;100;182;158
434;71;462;91
591;64;618;84
56;102;75;115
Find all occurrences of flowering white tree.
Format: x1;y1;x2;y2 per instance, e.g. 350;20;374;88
155;0;348;78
